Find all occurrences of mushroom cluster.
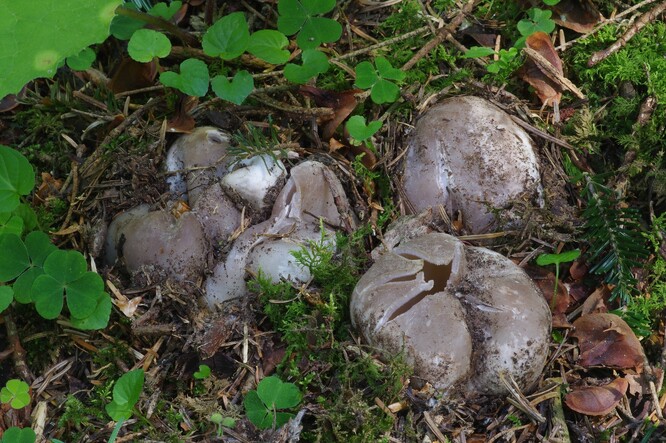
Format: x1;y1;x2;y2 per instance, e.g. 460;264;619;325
402;96;542;233
350;232;551;396
104;127;355;306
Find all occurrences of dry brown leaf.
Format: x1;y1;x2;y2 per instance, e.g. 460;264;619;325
299;86;360;139
569;259;588;280
551;0;603;34
108;57;158;94
565;377;628;416
572;313;645;370
166;95;198;133
33;172;63;206
519;32;563;106
107;279;142;318
580;285;610;315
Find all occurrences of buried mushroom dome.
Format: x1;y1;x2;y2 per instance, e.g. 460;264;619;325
402;95;543;234
350;232;551;397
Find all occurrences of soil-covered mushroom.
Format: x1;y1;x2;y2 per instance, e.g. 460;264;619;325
350;232;551;396
402;96;542;233
104;205;208;282
165;127;232;204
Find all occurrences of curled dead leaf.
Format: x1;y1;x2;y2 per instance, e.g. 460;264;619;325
519;32;563;106
299;86;360;139
108;57;158;94
572;313;645;371
565;377;628;416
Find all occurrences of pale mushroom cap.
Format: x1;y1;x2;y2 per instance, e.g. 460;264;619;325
165;127;232;204
403;96;542;233
350;232;551;396
192;182;242;247
221;154;286;216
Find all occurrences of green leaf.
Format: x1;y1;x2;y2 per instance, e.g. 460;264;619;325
202;12;250;60
0;234;30;282
128;29;171;62
211;71;254;105
0;286;13;314
374;57;405;82
14;204;38;233
0;427;36;443
149;1;182;20
70;292;112;330
160;58;210;97
106;369;145;421
464;46;496;58
543;0;560;4
193;364;211;379
0;0;122;98
371;79;401;104
283;49;329;84
257;376;301;410
353;61;378;89
244;390;272;429
247;30;290;65
110;3;143;40
517;8;555;36
0;212;24;236
536;249;581;266
0;145;35;213
13;231;57;303
1;379;30;409
277;0;340;49
32;274;64;319
66;272;104;319
66;47;96;71
346;116;382;142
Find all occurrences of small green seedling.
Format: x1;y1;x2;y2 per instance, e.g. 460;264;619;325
210;413;236;437
284;49;329;84
536;249;581;307
211;70;254;105
0;145;35;212
193;364;212;380
160;58;210;97
244;375;302;429
66;47;97;71
128;28;172;62
354;57;406;104
277;0;342;50
0;379;30;409
517;8;556;37
346;116;382;146
0;427;35;443
106;369;145;443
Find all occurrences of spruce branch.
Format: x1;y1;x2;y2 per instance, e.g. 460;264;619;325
582;174;649;304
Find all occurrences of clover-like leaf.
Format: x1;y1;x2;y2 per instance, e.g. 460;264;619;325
0;234;30;282
0;145;35;213
149;1;182;20
211;70;254;105
283;49;329;84
0;212;24;236
536;249;581;266
244;376;301;429
354;58;404;104
346;116;382;142
517;8;556;36
0;427;35;443
14;204;38;233
247;30;290;65
128;29;172;62
160;58;210;97
277;0;341;50
12;231;56;303
106;369;145;421
66;47;96;71
0;286;13;314
0;0;122;98
1;379;30;409
202;12;250;60
70;292;112;330
32;249;100;320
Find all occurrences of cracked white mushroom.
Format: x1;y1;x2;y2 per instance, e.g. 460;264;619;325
350;232;551;396
402;96;542;233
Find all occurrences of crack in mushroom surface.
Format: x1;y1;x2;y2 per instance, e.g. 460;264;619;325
403;96;543;234
350;232;551;396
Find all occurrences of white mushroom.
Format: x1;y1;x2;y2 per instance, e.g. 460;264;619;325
402;96;542;233
165;127;232;204
192;182;242;247
350;232;551;396
204;161;355;305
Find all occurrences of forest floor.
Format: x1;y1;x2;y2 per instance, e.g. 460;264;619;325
2;0;666;442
